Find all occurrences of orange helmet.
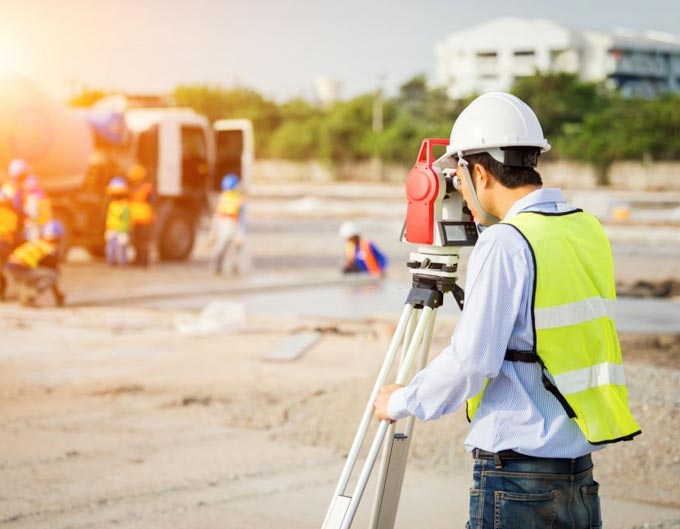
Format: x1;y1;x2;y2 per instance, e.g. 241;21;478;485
127;164;147;182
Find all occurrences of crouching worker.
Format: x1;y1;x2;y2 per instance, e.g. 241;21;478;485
0;190;20;300
4;220;66;307
338;221;387;278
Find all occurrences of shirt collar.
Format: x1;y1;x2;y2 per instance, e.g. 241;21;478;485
503;188;567;220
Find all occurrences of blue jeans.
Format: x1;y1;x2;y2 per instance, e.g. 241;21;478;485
467;454;601;529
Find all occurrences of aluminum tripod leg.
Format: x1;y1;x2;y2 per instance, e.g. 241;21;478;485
322;305;437;529
368;309;437;529
321;303;415;529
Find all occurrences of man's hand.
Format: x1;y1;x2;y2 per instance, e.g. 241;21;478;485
373;384;404;422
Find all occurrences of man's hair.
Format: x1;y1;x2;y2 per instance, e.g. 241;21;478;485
465;151;542;189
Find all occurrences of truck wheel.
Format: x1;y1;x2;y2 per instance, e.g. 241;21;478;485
158;210;195;261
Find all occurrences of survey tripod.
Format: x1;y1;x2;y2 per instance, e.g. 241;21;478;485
321;247;465;529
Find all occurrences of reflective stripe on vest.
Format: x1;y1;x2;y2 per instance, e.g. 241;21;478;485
9;239;54;269
130;183;154;224
466;210;640;445
216;190;242;219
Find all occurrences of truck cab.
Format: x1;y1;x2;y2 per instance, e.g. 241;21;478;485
129;112;253;260
63;104;254;261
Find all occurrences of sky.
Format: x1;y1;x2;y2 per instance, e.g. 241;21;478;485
1;0;680;102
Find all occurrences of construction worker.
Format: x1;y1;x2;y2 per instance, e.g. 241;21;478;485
209;173;244;275
0;190;19;300
127;164;155;267
4;219;65;307
3;158;30;212
22;175;53;241
373;92;640;529
104;177;131;266
3;158;31;243
338;221;387;277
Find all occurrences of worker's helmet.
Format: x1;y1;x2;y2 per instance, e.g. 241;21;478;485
106;176;129;195
42;220;64;241
446;92;550;166
127;164;147;182
221;173;240;191
8;158;30;182
338;221;360;239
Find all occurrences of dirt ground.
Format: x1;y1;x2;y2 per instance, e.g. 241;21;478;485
1;185;679;529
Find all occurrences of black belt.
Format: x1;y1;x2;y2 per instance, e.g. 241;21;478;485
472;448;539;461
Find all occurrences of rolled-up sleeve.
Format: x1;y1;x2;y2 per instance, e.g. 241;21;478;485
387;224;532;421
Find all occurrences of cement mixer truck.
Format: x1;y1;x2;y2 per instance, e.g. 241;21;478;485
0;75;253;261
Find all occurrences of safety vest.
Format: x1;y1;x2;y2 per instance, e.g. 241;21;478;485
106;199;130;232
216;190;242;219
130;183;155;225
345;238;383;276
466;210;641;445
0;203;18;242
23;193;53;227
8;239;55;269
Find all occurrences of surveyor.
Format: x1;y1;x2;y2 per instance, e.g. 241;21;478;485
127;164;155;267
0;190;19;300
373;92;640;529
104;176;131;266
209;173;244;275
4;219;66;307
338;221;387;277
22;175;53;241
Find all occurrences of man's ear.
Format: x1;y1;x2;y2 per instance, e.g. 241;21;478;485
474;164;492;189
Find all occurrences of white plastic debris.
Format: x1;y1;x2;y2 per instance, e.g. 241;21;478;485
174;301;246;336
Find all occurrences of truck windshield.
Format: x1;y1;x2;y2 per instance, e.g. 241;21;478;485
215;129;244;191
181;125;208;191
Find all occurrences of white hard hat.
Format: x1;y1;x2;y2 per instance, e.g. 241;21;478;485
447;92;550;164
338;221;360;239
8;158;30;181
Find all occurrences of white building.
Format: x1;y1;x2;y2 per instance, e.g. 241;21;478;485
435;17;680;99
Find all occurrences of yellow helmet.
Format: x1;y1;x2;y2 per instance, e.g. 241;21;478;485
127;164;147;182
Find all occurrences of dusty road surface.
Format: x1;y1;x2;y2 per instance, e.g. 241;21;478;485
1;184;680;529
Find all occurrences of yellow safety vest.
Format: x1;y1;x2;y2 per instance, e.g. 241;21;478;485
216;190;242;219
130;183;155;225
106;199;130;232
8;239;55;269
466;210;641;445
0;203;19;242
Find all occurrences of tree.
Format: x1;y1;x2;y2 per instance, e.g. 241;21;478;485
173;84;281;155
68;88;107;107
511;73;607;146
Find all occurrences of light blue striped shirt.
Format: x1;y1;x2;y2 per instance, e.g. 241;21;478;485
388;188;603;458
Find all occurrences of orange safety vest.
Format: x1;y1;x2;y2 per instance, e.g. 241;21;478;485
345;238;382;276
129;183;155;225
216;190;242;219
0;203;19;243
8;239;56;269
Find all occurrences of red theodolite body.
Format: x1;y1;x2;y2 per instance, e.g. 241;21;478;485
404;138;448;245
403;138;477;250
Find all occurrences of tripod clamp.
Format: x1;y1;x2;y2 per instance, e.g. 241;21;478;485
407;273;465;312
